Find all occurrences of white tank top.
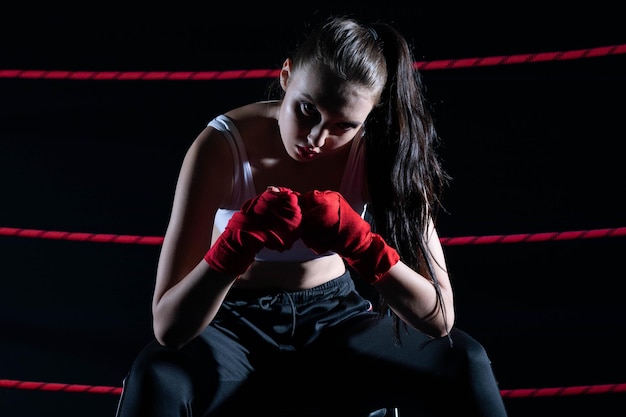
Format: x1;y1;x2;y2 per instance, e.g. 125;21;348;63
209;114;367;262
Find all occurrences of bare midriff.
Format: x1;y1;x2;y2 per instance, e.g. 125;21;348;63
235;253;347;291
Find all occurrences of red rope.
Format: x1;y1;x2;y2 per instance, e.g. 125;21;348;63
0;379;122;395
0;227;163;245
415;44;626;70
2;226;625;246
1;378;624;399
439;227;626;246
1;44;624;81
499;383;626;398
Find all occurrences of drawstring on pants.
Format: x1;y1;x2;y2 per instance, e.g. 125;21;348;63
258;291;297;338
283;291;296;337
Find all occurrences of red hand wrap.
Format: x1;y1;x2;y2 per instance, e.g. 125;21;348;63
299;190;400;283
204;187;302;276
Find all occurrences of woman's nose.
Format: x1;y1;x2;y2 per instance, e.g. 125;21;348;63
307;129;327;148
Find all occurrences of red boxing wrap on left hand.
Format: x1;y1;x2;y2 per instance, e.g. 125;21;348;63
299;190;400;283
229;186;302;251
204;187;302;276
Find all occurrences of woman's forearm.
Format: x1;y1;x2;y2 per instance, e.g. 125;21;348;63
373;261;455;337
152;261;237;349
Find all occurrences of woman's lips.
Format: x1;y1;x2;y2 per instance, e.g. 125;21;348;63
297;145;320;159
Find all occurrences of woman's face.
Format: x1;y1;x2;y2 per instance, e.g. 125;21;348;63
278;59;377;162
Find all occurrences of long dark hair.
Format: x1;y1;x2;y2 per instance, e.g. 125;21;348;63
277;16;450;341
365;20;449;341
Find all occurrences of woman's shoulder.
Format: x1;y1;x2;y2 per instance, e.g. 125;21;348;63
205;101;280;147
223;100;280;123
222;101;281;152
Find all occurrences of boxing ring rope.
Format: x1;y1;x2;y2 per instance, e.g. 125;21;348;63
2;377;626;399
2;226;626;246
1;44;625;81
2;42;625;406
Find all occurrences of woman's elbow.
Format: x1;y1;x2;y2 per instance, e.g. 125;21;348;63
152;312;189;350
422;316;455;338
430;300;455;337
153;325;190;350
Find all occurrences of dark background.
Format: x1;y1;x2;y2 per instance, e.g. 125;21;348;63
1;2;625;416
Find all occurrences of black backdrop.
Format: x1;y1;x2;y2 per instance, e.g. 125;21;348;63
1;2;625;416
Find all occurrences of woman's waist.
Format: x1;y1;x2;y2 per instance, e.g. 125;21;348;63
235;254;347;291
227;265;359;306
253;238;334;262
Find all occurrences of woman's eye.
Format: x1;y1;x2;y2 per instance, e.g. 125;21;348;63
300;102;317;116
337;123;357;131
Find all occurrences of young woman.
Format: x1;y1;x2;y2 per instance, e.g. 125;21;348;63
115;16;508;417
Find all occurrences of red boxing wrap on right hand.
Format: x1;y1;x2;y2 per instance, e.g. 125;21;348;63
204;187;302;276
299;190;400;283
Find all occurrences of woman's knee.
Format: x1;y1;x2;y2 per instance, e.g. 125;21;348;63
449;329;490;360
117;341;211;416
445;328;498;380
129;342;195;392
